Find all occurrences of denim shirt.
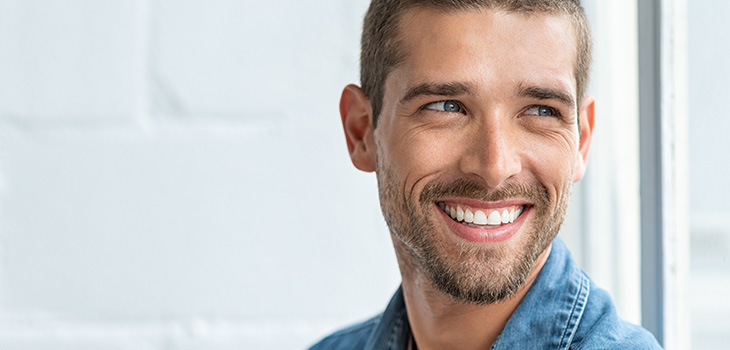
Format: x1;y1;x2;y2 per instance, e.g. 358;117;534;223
309;238;662;350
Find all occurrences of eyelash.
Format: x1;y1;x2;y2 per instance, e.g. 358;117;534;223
422;101;562;120
523;105;561;118
423;100;466;114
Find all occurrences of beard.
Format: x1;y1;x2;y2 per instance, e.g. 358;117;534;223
376;164;573;305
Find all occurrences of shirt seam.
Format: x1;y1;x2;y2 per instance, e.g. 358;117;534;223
557;270;589;349
385;308;406;350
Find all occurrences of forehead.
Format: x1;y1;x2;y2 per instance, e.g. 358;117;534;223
388;8;578;100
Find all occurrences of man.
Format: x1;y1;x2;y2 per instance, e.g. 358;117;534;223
311;0;662;348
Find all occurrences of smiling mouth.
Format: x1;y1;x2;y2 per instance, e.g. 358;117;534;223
438;202;525;228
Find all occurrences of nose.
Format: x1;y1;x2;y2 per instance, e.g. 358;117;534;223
459;118;522;189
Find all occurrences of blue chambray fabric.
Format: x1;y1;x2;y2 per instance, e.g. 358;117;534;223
308;238;662;350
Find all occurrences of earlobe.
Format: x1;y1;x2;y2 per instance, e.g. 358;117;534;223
573;95;596;182
340;84;376;172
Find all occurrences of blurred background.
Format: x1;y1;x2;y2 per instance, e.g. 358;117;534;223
0;0;726;349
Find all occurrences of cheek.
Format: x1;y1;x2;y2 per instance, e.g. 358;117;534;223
384;127;465;192
520;131;578;189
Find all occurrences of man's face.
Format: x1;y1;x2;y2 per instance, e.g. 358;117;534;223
345;8;594;304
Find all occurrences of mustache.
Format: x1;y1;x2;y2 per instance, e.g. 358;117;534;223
419;178;549;208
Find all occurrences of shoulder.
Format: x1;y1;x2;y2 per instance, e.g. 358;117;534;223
307;315;382;350
572;281;663;350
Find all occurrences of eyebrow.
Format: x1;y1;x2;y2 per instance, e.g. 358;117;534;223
517;84;576;110
399;82;474;105
398;81;577;111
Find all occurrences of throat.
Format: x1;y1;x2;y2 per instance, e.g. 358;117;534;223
401;278;516;350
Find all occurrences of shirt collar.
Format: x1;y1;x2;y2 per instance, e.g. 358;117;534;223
491;237;589;349
364;286;410;350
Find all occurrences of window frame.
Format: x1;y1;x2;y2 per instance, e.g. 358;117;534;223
638;0;689;349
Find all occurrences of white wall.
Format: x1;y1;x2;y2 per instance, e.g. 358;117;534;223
0;0;403;348
580;0;642;326
0;0;645;348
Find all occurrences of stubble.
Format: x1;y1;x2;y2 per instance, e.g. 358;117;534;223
376;159;573;305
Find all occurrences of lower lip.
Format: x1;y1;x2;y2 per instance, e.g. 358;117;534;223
437;205;529;243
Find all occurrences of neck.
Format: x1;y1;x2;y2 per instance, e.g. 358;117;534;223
397;244;552;350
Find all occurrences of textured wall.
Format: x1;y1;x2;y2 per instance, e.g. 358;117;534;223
0;0;403;349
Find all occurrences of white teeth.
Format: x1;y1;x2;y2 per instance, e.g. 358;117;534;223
464;208;474;223
440;202;525;227
473;210;488;225
487;211;501;225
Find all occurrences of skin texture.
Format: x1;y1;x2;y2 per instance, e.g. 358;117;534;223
340;8;595;350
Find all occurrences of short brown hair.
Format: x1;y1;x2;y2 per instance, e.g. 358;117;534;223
361;0;593;127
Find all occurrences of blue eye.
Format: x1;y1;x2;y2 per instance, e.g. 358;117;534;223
425;100;464;113
525;105;557;117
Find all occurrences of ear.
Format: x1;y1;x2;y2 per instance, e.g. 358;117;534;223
573;95;596;182
340;84;376;172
